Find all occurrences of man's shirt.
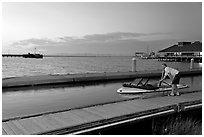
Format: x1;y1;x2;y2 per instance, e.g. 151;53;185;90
164;67;179;78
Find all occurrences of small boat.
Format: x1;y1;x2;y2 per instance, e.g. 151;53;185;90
22;48;43;59
22;53;43;58
117;78;188;94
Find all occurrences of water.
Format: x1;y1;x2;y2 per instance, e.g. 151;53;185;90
2;76;202;120
2;56;202;78
2;56;202;120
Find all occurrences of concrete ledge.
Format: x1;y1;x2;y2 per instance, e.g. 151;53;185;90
2;69;202;89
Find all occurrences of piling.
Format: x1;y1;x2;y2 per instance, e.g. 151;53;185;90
132;58;136;72
190;58;194;69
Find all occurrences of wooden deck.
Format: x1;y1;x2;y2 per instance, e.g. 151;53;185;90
2;91;202;135
158;56;202;63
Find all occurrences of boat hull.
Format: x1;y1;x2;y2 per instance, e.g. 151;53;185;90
22;54;43;58
117;84;188;94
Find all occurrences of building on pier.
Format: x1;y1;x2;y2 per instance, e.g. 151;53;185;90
158;41;202;63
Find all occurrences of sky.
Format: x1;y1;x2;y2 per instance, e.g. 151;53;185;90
2;2;202;55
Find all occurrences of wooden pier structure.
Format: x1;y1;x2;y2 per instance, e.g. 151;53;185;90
2;53;43;59
2;69;201;89
2;91;202;135
2;69;202;135
158;56;202;63
2;54;23;58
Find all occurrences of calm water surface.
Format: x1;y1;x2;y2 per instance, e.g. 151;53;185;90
2;56;202;119
2;56;202;78
2;75;202;120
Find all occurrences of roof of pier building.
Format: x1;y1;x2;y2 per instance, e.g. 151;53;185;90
159;41;202;53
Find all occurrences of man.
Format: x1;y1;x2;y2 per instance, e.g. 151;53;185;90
159;63;181;96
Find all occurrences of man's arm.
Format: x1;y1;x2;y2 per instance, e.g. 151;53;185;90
160;72;167;82
158;71;167;87
161;70;165;79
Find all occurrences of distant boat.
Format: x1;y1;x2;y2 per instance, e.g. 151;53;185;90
23;48;43;59
22;53;43;59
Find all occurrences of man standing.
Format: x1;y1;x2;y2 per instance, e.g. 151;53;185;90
159;63;181;96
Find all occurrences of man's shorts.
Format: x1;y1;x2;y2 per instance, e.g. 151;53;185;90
172;72;181;84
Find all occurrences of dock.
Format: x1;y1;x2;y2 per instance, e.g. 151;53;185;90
158;56;202;63
2;54;23;57
2;91;202;135
2;53;43;59
2;69;201;89
2;69;202;134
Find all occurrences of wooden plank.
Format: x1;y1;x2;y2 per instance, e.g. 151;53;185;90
31;116;51;131
2;128;7;135
12;120;30;135
147;92;201;105
7;121;25;135
179;92;201;100
2;122;15;135
144;97;179;107
70;109;103;123
100;103;138;116
81;108;106;119
34;111;90;134
31;116;60;132
85;105;120;119
2;92;201;135
84;102;145;121
148;96;189;105
95;99;160;118
49;114;76;128
55;111;85;125
129;99;165;109
30;115;65;134
38;110;103;134
86;104;127;119
115;102;146;114
83;107;113;119
44;115;64;129
18;118;43;134
127;99;167;110
119;100;152;109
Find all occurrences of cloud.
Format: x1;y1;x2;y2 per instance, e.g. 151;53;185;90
9;32;172;48
11;38;50;46
4;32;182;55
83;32;146;42
83;32;172;42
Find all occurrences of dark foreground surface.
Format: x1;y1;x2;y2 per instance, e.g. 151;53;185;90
85;109;202;135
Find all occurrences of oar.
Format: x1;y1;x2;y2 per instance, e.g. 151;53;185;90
162;81;171;86
158;80;171;87
130;78;143;85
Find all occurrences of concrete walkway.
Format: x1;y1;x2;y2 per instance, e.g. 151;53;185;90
2;69;201;89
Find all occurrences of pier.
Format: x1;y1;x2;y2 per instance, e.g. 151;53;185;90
2;69;201;89
2;53;43;59
2;69;202;135
2;54;23;58
158;41;202;63
158;56;202;63
2;91;201;135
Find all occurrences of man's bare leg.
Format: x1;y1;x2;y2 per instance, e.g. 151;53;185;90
169;84;175;96
174;84;180;96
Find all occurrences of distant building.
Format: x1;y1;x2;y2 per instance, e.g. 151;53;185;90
135;52;144;57
159;41;202;57
158;41;202;63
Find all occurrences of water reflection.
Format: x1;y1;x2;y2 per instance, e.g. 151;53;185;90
2;75;202;120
